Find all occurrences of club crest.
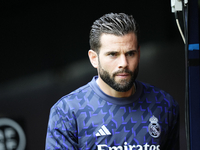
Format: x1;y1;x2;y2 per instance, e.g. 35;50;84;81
148;115;161;138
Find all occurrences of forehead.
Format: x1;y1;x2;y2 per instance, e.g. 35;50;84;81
99;33;138;52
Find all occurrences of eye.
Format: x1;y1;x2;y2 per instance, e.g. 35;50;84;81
126;51;135;56
108;52;117;57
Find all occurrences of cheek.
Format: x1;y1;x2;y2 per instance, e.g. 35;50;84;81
100;62;116;75
129;59;139;70
99;56;113;69
101;62;111;71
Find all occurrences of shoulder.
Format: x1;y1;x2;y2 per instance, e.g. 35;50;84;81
51;83;93;111
137;81;179;107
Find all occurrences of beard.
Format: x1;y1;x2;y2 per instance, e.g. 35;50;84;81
98;62;139;92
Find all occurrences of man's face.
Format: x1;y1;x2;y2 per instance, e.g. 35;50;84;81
97;33;140;92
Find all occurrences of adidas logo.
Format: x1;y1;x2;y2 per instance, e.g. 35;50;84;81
95;125;111;136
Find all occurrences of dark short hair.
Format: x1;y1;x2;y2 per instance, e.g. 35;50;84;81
89;13;140;53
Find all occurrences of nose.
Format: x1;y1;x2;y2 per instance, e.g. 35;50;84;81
118;55;128;69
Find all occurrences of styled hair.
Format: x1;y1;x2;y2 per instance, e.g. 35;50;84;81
89;13;140;53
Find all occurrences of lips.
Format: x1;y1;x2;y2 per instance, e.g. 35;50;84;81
115;73;130;78
113;70;132;77
116;73;129;76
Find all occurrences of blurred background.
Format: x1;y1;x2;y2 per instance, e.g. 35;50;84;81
0;0;187;149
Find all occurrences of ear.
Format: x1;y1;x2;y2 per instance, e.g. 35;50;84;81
88;50;98;68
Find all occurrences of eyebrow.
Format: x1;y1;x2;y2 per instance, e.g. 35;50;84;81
106;49;137;53
104;50;138;56
127;50;138;53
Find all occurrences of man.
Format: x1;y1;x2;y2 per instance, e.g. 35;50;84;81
45;13;179;150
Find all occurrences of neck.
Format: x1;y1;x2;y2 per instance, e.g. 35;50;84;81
96;77;136;98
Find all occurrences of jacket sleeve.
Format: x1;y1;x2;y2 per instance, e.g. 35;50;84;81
45;105;79;150
168;105;180;150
